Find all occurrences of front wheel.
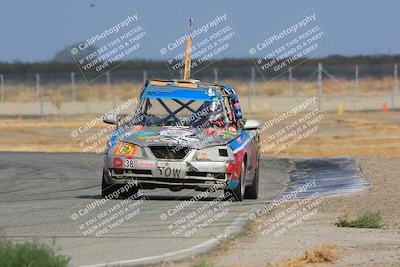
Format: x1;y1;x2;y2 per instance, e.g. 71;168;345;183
225;160;246;201
102;179;122;199
244;159;259;199
102;180;139;199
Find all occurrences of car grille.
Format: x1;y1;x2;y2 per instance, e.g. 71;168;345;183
149;146;190;160
186;172;226;179
110;169;152;179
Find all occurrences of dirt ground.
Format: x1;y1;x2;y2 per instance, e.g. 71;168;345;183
0;111;399;157
253;111;400;158
158;157;400;267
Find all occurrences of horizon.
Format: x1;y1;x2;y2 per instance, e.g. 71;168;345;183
3;53;400;64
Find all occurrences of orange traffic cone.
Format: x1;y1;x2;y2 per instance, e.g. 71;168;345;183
382;102;388;113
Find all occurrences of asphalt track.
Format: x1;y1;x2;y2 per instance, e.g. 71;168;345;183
0;153;367;266
0;153;289;266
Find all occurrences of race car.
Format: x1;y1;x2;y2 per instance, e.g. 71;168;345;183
101;79;261;201
102;19;261;201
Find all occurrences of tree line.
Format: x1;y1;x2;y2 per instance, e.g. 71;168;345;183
1;55;400;75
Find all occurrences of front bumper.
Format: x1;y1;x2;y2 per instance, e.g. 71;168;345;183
104;153;233;190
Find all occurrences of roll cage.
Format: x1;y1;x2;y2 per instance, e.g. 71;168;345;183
137;79;244;128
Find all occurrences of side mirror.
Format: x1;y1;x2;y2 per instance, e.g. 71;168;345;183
103;113;117;125
243;119;261;130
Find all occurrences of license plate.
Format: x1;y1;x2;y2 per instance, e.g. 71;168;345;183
156;162;184;178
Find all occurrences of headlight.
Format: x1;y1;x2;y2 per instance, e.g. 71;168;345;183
111;142;144;158
196;146;233;161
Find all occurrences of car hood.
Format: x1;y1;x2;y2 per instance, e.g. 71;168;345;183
116;125;239;149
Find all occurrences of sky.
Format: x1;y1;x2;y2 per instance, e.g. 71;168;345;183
1;0;399;62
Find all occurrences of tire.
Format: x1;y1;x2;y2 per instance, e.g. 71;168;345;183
102;180;139;199
101;179;121;199
244;159;259;199
225;160;246;201
123;184;139;198
101;169;139;198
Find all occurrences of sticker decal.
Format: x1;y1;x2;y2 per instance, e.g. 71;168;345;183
114;157;123;168
159;127;200;144
113;142;138;157
125;158;135;168
137;160;155;168
134;131;157;136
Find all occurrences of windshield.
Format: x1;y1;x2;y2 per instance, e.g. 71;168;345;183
134;98;228;127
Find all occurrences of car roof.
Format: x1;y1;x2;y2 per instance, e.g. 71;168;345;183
141;79;223;101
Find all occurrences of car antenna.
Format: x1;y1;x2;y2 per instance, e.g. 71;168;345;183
183;18;193;80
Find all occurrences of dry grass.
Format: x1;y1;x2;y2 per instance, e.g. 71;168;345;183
336;118;400;133
194;244;338;267
0;111;399;156
191;259;215;267
220;77;393;97
265;244;338;267
254;111;400;158
0;116;109;153
3;83;142;103
0;120;88;130
1;77;394;104
243;220;258;237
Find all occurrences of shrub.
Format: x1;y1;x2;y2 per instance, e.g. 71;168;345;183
192;258;215;267
0;237;70;267
336;212;383;228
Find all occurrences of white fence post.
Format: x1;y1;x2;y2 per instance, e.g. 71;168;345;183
143;70;147;83
288;66;293;96
36;73;40;101
71;72;76;102
213;68;218;83
106;72;115;109
355;65;359;96
392;64;398;111
0;74;4;102
317;63;322;110
248;67;255;115
36;74;43;118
